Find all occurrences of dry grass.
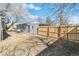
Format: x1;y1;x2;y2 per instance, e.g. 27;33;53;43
0;32;47;56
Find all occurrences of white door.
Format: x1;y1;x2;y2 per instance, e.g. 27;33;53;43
32;24;38;34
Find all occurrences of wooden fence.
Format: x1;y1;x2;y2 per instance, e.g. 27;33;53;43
38;26;79;41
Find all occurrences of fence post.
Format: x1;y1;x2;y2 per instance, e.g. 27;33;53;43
37;27;39;35
47;26;49;37
76;26;77;40
58;26;61;38
67;26;68;40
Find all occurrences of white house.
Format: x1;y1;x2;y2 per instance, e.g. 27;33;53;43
14;16;40;34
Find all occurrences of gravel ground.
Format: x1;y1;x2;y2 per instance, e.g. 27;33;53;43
37;39;79;56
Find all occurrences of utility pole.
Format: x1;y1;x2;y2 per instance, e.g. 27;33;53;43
0;16;3;41
0;11;5;41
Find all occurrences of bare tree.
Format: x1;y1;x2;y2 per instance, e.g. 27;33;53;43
0;3;28;30
41;3;78;26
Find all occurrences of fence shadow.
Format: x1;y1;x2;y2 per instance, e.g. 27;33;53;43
36;38;79;56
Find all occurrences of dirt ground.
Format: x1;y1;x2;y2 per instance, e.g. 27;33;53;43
37;39;79;56
0;32;47;56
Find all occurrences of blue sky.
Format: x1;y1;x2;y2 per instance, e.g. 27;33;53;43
28;4;53;16
27;3;79;24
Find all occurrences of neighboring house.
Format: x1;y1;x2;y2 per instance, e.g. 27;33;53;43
14;17;40;34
